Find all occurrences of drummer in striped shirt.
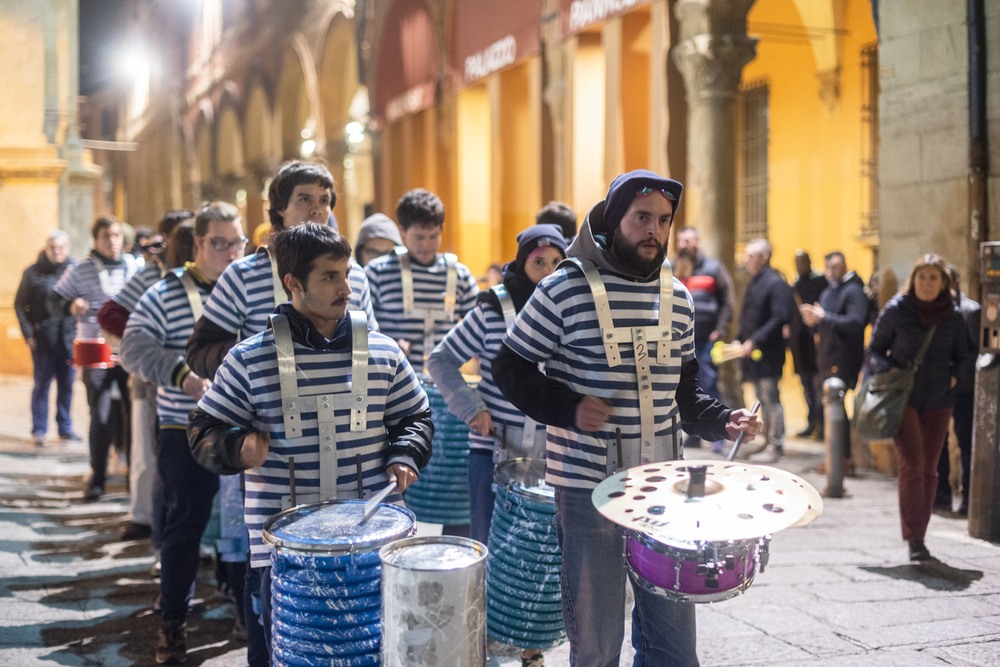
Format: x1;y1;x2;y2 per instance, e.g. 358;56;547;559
119;201;246;665
494;170;762;667
188;223;432;658
186;160;376;380
364;188;479;374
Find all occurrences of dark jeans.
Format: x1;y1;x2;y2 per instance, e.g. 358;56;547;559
893;406;952;542
468;449;496;546
245;565;269;667
82;366;130;487
158;427;219;624
800;371;821;431
30;346;75;438
935;392;973;506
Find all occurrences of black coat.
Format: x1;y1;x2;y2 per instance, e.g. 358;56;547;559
867;293;968;410
737;266;791;380
14;251;75;355
816;272;868;389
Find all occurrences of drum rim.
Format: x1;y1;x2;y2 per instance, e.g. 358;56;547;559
624;558;754;604
494;457;553;503
379;535;487;570
263;498;415;553
624;529;764;554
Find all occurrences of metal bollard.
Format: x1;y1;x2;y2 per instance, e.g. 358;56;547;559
822;377;848;498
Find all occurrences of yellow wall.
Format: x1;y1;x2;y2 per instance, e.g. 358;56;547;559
455;85;493;277
743;0;878;283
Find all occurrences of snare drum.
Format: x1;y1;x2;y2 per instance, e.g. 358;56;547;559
624;531;770;604
73;338;114;368
263;500;416;667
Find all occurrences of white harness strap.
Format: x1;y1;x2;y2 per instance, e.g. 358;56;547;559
491;284;541;457
564;258;675;468
397;247;459;361
175;269;203;322
271;310;370;501
266;248;286;309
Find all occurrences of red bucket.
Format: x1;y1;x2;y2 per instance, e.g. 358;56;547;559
73;338;114;369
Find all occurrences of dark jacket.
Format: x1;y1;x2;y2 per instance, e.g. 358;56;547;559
788;270;828;375
816;272;868;389
680;252;734;342
867;292;968;410
14;251;75;355
954;293;981;395
737;266;791;380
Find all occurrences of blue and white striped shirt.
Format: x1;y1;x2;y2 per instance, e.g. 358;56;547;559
202;248;377;338
503;265;697;489
365;252;479;373
53;252;139;339
432;303;523;451
124;271;211;426
113;261;165;313
197;320;430;567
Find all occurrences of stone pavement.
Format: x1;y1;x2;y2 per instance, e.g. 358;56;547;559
1;372;999;666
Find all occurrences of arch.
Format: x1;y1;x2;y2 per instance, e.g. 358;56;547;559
244;78;275;173
193;100;215;198
216;94;245;179
276;34;320;160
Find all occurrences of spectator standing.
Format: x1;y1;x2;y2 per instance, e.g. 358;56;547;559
867;253;967;561
354;212;402;267
49;216;139;501
737;238;792;463
14;231;79;446
673;226;735;451
800;251;869;472
789;250;828;438
535;200;578;242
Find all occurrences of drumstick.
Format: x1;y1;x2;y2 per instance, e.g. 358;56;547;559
357;478;398;526
288;456;296;507
615;428;623;470
726;401;761;462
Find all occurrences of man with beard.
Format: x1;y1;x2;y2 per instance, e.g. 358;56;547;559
673;226;735;451
494;169;761;666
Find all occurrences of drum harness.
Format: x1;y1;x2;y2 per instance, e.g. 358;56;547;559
562;257;682;476
396;246;459;364
490;284;544;461
171;266;204;321
271;310;370;508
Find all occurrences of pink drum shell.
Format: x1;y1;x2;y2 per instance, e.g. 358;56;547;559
73;338;114;369
625;531;758;604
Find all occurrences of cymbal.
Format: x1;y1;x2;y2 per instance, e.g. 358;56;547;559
592;459;822;543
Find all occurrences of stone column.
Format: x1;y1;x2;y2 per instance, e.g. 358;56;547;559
671;0;756;267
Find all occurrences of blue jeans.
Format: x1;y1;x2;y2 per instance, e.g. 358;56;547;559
30;347;75;438
750;377;785;450
468;449;496;545
158;427;219;624
555;487;698;666
693;339;720;401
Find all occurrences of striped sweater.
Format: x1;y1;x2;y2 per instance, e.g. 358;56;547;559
52;252;139;339
364;251;479;373
502;264;697;489
202;247;377;338
121;270;211;426
196;309;431;567
113;261;165;312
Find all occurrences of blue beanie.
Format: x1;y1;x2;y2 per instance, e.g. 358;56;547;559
512;224;568;274
597;169;683;237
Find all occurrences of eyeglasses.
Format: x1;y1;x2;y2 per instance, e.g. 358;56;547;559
206;236;249;251
142;241;166;251
635;186;677;201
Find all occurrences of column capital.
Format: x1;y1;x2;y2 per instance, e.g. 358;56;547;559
671;0;758;99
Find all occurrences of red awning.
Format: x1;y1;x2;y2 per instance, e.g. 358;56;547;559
373;0;439;125
559;0;652;37
450;0;542;89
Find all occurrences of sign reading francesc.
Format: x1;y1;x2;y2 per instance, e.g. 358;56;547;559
561;0;652;36
451;0;541;88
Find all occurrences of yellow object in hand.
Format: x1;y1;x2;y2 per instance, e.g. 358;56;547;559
750;349;763;361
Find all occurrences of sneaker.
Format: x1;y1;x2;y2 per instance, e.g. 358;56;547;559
908;540;931;562
31;433;46;447
59;432;82;442
121;522;152;541
156;621;187;664
83;483;104;502
795;427;814;438
957;499;969;516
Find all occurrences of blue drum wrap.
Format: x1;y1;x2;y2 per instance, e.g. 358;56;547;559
263;500;416;666
486;458;566;649
402;379;472;525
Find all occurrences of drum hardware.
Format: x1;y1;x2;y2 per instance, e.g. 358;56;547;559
288;456;297;507
355;454;364;499
726;401;761;461
359;478;398;526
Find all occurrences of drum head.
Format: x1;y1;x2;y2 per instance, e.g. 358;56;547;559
494;458;554;504
380;535;486;571
263;499;415;553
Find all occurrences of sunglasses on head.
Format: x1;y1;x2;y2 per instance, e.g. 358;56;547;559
635;186;677;201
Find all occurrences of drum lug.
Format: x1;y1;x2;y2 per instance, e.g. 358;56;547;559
725;555;735;571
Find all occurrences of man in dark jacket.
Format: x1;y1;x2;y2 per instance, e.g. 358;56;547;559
14;231;79;446
801;251;869;469
737;238;792;462
789;250;828;438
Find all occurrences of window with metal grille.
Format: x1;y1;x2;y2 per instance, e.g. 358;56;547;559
860;43;879;236
740;80;769;241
